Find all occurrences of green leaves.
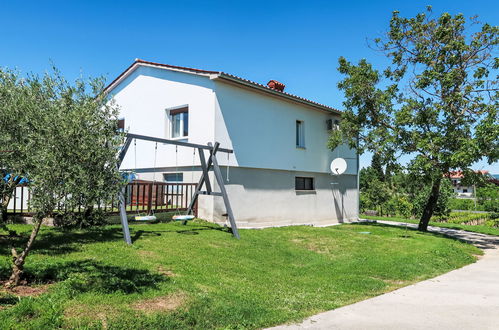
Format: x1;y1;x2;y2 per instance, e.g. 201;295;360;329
0;67;124;224
331;9;498;225
331;8;498;175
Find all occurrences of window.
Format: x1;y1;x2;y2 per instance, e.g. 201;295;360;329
296;120;305;148
295;177;314;190
163;173;183;182
117;118;125;132
169;106;188;138
163;173;183;194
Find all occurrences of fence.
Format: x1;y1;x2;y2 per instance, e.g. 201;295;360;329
4;181;197;217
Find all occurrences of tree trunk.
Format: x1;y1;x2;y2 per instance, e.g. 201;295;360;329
0;198;18;236
1;190;13;222
418;177;442;232
1;203;8;223
5;216;43;287
82;205;94;228
1;177;21;235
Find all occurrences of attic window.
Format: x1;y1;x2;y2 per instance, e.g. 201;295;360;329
117;118;125;132
169;106;189;138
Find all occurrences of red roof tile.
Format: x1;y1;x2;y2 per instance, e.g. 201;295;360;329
448;170;489;179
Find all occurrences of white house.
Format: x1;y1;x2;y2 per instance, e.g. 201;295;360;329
106;59;359;228
449;170;491;198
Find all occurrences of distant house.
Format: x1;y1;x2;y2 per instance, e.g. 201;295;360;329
449;170;492;198
490;174;499;185
105;59;359;227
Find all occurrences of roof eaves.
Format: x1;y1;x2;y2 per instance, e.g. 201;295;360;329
104;59;342;115
104;59;221;94
213;72;341;115
134;59;220;75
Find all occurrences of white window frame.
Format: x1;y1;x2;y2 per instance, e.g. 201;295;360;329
296;120;305;148
163;172;183;183
163;172;183;194
166;105;189;140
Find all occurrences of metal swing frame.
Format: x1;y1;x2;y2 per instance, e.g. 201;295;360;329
117;133;240;245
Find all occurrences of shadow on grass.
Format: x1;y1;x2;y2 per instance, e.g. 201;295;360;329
0;295;19;307
0;221;231;256
131;223;232;242
0;227;126;256
353;222;499;250
0;259;168;294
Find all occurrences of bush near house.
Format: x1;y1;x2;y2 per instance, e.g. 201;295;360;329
448;198;476;211
433;211;499;227
363;213;499;236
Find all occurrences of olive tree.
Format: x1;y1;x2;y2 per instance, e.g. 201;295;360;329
329;7;498;231
0;67;123;286
0;70;33;230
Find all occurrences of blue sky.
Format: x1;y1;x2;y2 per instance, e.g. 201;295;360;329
1;0;497;173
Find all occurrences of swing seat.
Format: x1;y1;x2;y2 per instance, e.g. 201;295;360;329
172;215;195;221
134;215;157;221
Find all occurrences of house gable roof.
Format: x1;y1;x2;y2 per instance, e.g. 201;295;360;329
105;59;341;115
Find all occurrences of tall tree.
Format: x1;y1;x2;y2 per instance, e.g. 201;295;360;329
329;7;498;231
371;153;386;182
0;67;123;286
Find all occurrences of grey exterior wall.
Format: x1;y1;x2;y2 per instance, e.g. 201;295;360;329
197;167;359;228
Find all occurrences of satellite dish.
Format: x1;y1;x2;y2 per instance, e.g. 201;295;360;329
330;158;347;175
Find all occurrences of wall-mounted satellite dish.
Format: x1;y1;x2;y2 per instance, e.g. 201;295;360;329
330;158;347;175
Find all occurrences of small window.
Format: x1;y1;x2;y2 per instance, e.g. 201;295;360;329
463;189;468;193
295;177;314;190
296;120;305;148
163;173;183;182
117;118;125;132
163;173;183;194
169;107;188;138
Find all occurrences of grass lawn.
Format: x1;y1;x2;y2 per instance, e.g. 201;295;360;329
0;220;481;329
362;215;499;236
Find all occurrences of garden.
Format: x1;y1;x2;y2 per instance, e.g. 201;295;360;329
0;217;481;329
359;154;499;236
1;7;498;329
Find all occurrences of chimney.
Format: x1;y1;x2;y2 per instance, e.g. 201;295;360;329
267;80;285;92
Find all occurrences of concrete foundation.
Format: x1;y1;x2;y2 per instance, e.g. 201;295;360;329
137;166;358;228
199;167;358;228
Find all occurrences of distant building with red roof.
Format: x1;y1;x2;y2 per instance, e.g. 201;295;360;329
448;170;495;198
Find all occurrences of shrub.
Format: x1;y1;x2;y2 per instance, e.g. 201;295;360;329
448;198;475;211
432;211;496;226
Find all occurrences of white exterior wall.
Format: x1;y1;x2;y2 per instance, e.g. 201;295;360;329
213;80;357;174
208;81;358;226
6;185;29;213
452;179;475;198
110;65;359;226
110;66;217;177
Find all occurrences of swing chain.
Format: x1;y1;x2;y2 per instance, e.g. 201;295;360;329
174;145;180;216
226;152;230;182
152;142;158;183
191;148;195;184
